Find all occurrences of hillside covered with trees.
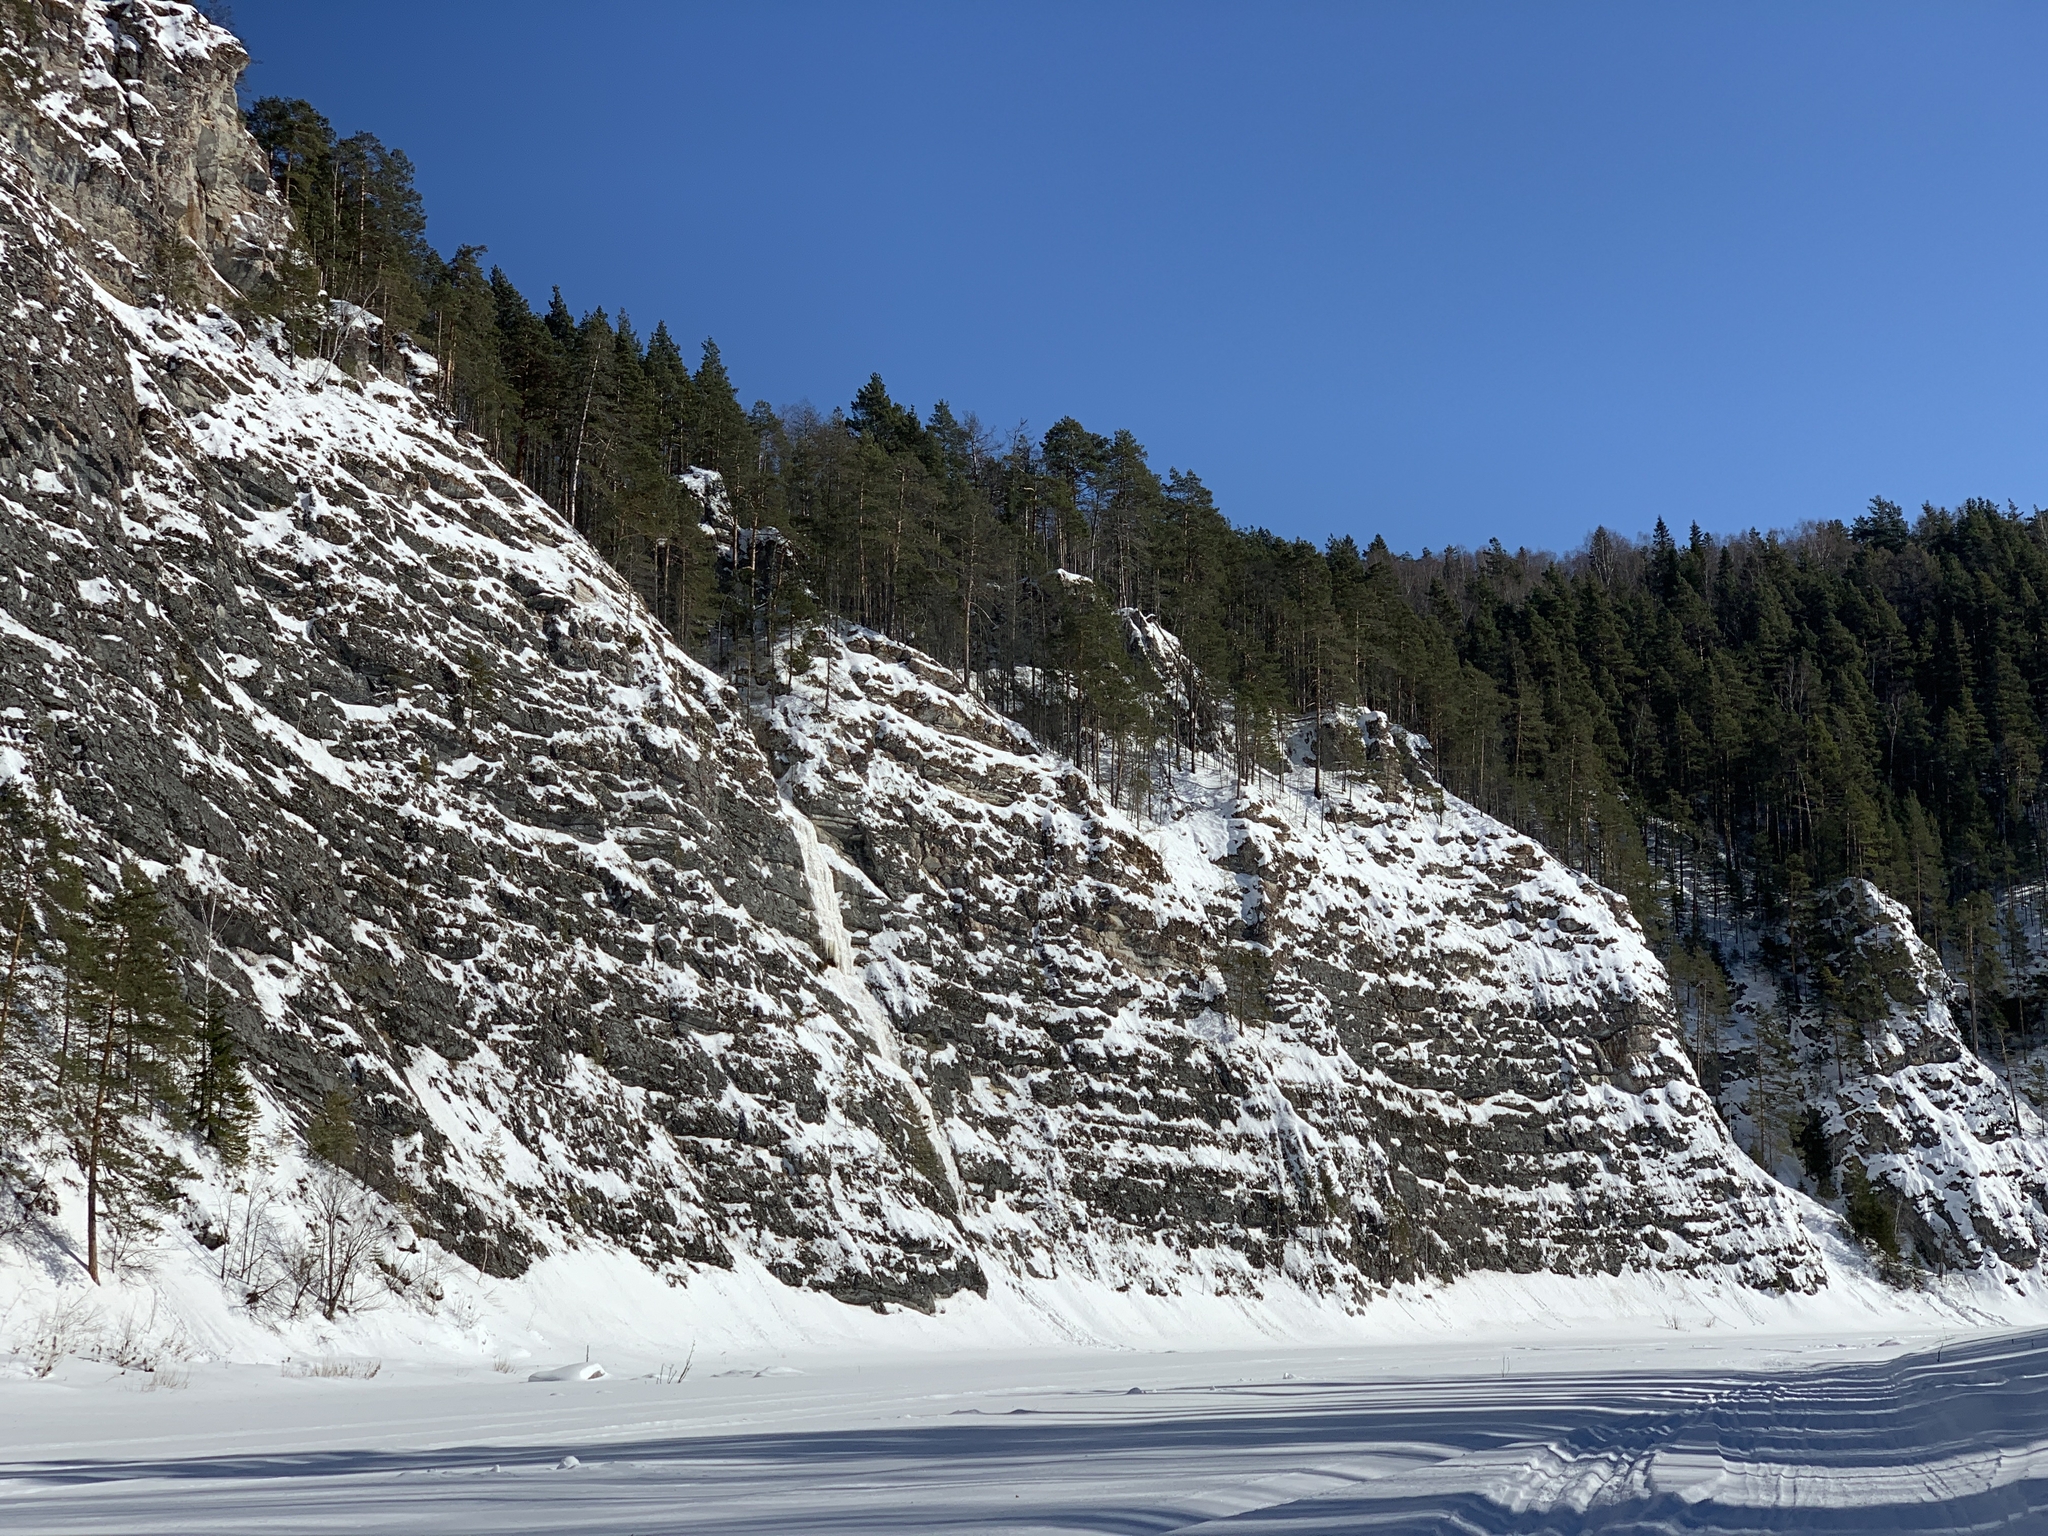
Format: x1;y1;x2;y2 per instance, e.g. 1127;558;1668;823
240;95;2048;1055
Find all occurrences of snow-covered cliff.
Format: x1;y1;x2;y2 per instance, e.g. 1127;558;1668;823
8;0;2047;1363
1720;880;2048;1276
762;632;1821;1297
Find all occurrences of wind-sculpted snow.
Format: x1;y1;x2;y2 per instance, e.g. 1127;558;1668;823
5;1332;2046;1533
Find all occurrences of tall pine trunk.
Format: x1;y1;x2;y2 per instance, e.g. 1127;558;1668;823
82;975;124;1284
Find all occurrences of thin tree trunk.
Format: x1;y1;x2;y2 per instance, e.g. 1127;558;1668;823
960;506;978;688
82;971;125;1285
566;354;599;533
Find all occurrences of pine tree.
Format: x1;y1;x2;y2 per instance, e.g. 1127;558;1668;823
306;1088;357;1169
190;1004;255;1167
58;870;194;1283
0;778;69;1142
689;340;755;486
1852;496;1911;551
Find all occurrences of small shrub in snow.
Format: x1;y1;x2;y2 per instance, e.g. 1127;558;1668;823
286;1164;387;1321
281;1357;381;1379
24;1298;96;1378
101;1299;191;1373
649;1345;695;1384
378;1231;449;1309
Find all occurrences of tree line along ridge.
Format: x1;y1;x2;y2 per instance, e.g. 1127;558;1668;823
231;95;2048;1099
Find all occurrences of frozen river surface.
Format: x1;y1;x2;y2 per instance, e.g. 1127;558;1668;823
3;1329;2044;1533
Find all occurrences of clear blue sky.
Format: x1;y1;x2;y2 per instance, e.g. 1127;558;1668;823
228;2;2048;557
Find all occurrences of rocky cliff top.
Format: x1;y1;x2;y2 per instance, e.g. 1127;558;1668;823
1;0;284;299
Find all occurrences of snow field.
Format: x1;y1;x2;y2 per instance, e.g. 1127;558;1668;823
5;1324;2047;1533
7;1186;2048;1532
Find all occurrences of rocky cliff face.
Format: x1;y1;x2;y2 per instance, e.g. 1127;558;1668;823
762;634;1822;1297
3;0;2005;1329
1722;881;2048;1274
0;0;284;300
0;0;978;1304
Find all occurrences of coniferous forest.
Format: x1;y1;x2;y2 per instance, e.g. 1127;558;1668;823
239;95;2048;1056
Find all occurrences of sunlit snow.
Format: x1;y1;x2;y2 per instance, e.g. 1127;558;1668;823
6;1326;2048;1533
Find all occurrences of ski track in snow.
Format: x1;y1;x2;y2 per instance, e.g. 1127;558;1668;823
3;1330;2046;1533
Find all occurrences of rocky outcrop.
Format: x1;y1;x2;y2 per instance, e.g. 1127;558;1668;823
0;0;285;300
1787;881;2048;1271
0;0;1851;1322
0;1;979;1305
762;636;1823;1297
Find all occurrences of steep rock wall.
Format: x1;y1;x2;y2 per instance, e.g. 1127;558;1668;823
0;0;978;1306
1791;882;2048;1272
0;0;284;299
765;633;1825;1296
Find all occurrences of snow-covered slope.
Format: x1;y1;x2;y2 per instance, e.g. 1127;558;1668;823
1721;880;2048;1275
13;0;2048;1368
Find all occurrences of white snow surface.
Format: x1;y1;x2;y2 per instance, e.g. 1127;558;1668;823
6;1313;2048;1532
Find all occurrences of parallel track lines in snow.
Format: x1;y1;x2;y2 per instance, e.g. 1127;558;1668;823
6;1335;2048;1532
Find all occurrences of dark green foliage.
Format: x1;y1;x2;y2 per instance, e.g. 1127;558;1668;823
1794;1105;1836;1198
1;799;235;1276
147;228;202;308
306;1088;357;1169
56;868;196;1282
189;1005;255;1167
1843;1160;1900;1258
244;97;429;335
1852;496;1911;552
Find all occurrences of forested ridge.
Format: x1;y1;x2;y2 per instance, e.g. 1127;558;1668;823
237;95;2048;1039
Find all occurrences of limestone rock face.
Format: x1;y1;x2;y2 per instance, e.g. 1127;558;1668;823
0;0;1836;1318
764;636;1824;1297
0;0;977;1307
1806;881;2048;1270
0;0;286;299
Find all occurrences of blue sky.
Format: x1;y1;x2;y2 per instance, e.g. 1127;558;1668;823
229;2;2048;557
